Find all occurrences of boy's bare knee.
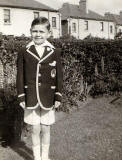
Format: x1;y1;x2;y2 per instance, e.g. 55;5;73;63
32;124;41;135
41;125;50;134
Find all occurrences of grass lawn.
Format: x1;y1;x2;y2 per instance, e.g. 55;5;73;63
0;95;122;160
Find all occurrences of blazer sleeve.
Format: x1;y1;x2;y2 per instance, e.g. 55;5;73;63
16;48;25;103
55;48;63;102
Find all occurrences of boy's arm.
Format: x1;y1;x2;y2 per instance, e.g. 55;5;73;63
16;48;25;105
55;48;63;104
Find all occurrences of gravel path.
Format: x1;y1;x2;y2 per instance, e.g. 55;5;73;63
0;96;122;160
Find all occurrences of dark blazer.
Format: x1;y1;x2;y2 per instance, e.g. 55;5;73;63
16;41;63;110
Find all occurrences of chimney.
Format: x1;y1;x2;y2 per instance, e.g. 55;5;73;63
79;0;87;14
120;11;122;19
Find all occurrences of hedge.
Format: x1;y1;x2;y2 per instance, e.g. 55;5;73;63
0;36;122;111
0;36;122;142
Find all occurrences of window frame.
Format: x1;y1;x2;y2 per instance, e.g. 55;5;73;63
52;17;56;28
72;22;76;32
100;22;104;31
110;25;113;34
4;9;11;24
34;11;40;19
84;20;88;30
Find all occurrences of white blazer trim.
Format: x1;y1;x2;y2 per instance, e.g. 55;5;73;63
55;92;62;97
26;103;39;110
18;93;25;97
51;86;56;89
49;61;56;66
36;62;53;111
26;41;35;48
39;48;54;63
26;44;54;63
26;48;40;61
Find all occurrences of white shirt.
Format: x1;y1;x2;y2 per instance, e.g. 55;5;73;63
35;45;45;59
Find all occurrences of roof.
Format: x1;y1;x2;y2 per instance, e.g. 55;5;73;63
104;13;122;25
59;3;112;21
0;0;57;12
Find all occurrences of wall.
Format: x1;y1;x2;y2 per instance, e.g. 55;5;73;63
67;18;115;39
0;7;61;38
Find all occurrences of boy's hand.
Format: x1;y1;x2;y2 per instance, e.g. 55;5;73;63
20;101;25;109
54;101;61;108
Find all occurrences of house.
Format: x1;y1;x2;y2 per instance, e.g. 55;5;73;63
104;11;122;35
59;0;115;39
0;0;61;38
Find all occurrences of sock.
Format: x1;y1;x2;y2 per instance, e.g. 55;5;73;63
41;144;50;160
32;145;41;160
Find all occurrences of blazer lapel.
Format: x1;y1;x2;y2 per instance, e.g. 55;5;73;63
26;41;55;63
26;45;40;61
39;46;55;63
41;46;51;58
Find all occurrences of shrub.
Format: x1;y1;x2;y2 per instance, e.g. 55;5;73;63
0;36;122;142
0;36;121;111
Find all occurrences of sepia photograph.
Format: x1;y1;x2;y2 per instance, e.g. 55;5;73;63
0;0;122;160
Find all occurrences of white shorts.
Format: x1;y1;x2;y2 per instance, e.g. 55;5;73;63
24;106;55;126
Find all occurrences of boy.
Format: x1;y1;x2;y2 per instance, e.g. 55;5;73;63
16;17;62;160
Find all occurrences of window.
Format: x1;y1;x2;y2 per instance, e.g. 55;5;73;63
110;25;113;33
52;17;56;28
72;23;76;32
84;21;88;30
100;22;104;31
4;9;11;24
34;12;39;19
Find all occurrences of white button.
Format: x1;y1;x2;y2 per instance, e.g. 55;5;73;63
38;73;41;77
38;83;41;86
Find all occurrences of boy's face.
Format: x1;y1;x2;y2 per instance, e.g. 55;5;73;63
30;24;50;45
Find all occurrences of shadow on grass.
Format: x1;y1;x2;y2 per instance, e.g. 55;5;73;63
0;112;33;160
10;141;33;160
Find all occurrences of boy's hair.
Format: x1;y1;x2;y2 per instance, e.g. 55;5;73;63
31;17;50;31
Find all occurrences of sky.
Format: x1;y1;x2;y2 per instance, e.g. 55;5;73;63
36;0;122;15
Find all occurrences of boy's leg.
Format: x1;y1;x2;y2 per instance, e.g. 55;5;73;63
41;124;51;160
32;124;41;160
